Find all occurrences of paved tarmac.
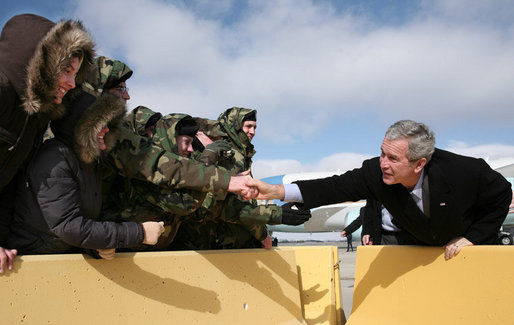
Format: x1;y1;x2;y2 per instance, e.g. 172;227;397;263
279;240;357;319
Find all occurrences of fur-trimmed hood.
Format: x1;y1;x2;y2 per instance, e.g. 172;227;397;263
0;14;95;118
52;92;126;164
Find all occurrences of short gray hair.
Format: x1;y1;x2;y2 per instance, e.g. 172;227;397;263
385;120;435;162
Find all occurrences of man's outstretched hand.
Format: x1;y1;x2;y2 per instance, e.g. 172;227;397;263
241;178;285;201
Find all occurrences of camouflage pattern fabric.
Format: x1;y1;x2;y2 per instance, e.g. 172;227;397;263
171;109;276;250
217;107;256;174
104;106;232;193
81;56;133;97
100;108;207;250
216;107;271;247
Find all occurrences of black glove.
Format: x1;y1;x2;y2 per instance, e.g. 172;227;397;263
198;140;232;165
205;140;232;155
280;202;312;226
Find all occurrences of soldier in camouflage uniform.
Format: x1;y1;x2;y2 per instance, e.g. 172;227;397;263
215;107;271;248
66;56;241;252
82;58;308;251
170;108;312;250
85;57;256;206
101;106;215;250
85;57;231;195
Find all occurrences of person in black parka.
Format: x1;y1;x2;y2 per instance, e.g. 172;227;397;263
5;87;164;258
0;13;95;271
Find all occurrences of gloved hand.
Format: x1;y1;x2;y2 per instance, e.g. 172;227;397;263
205;140;232;155
280;202;312;226
198;140;233;165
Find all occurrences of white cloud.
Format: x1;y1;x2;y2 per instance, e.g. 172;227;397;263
445;141;514;161
252;152;372;179
71;0;513;166
251;159;303;179
253;142;514;179
75;0;514;133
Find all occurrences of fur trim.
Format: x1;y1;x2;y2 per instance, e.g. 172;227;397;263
23;20;95;118
74;94;126;164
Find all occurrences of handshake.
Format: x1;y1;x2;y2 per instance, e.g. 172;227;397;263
228;173;287;201
228;172;312;226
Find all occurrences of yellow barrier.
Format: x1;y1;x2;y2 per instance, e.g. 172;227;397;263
347;246;514;325
1;246;344;324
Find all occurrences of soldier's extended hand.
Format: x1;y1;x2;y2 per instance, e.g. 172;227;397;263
244;179;285;200
228;170;253;196
205;140;232;156
199;140;233;164
142;221;165;245
280;203;312;226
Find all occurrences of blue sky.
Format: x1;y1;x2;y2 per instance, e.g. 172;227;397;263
2;0;513;179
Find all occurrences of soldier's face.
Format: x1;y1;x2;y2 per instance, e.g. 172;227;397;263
108;81;130;103
242;121;256;142
53;57;81;104
177;135;194;158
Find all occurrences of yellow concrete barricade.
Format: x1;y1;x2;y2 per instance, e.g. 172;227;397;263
347;246;514;325
1;246;343;324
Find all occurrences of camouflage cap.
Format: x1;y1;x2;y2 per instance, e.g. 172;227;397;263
81;56;133;97
217;107;256;149
193;117;226;138
217;107;256;132
126;106;162;136
153;113;192;153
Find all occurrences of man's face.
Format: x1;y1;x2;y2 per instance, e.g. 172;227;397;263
379;138;424;189
242;120;257;142
176;135;194;158
53;56;81;104
107;81;130;103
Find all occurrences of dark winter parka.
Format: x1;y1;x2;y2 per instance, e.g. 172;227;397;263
5;90;145;254
0;14;95;242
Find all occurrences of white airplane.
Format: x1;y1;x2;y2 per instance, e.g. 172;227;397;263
263;158;514;243
261;172;365;239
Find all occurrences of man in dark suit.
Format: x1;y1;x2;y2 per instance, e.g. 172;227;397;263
247;120;512;260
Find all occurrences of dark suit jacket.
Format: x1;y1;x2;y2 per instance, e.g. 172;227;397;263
296;149;512;246
360;200;383;243
344;213;362;235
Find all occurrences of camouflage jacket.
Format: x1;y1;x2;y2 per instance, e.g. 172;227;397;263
173;109;279;249
101;107;207;250
103;111;233;193
217;107;256;173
